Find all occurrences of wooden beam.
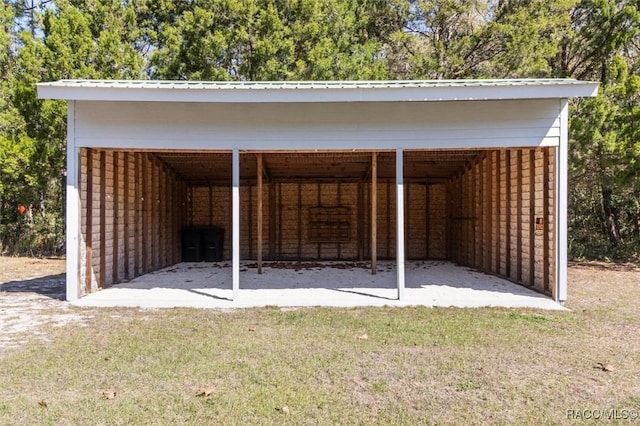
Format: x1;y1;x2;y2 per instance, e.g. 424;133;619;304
471;161;477;268
478;154;484;271
357;179;364;261
529;149;536;287
505;150;512;278
516;150;523;283
543;148;551;293
268;180;276;260
371;152;378;274
278;183;283;259
134;153;140;277
187;185;193;227
209;186;213;226
248;183;253;259
166;166;170;267
142;155;149;274
316;183;321;259
164;163;171;267
337;183;341;260
160;164;167;267
261;158;270;181
486;151;493;273
405;183;411;259
462;174;467;264
123;152;130;280
425;183;430;259
172;177;178;264
172;174;177;264
99;151;106;289
386;181;391;259
495;150;501;274
447;179;454;262
257;153;263;273
445;181;451;260
113;152;119;284
85;149;93;294
297;182;302;261
151;157;157;271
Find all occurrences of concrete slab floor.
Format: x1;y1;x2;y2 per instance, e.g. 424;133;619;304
72;261;566;310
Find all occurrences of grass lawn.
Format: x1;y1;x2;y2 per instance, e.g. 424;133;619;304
0;261;639;425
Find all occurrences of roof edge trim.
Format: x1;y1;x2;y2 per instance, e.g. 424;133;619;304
37;79;599;103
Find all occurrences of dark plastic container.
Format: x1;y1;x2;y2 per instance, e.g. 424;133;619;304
202;226;224;262
181;229;203;262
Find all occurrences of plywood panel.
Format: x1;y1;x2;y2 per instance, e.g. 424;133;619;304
446;147;555;294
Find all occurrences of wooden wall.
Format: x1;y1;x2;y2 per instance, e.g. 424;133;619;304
77;147;556;297
79;149;185;295
189;181;449;261
448;148;556;295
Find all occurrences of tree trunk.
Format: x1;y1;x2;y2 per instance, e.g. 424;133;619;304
601;187;621;247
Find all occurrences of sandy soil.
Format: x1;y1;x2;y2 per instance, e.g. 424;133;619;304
0;257;87;357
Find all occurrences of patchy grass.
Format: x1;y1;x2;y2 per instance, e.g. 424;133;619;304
0;260;639;424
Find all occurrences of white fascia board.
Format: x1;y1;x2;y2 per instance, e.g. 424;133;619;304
75;136;560;150
37;82;599;103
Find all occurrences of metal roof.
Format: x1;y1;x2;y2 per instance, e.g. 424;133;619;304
37;79;599;103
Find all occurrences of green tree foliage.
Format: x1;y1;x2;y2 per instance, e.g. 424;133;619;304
561;1;640;259
0;0;638;259
147;0;396;80
391;0;575;79
1;0;146;254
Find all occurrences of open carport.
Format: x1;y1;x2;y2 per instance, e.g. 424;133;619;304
36;79;598;305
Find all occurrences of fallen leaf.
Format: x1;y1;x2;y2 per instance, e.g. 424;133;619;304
103;389;117;400
594;362;614;372
38;400;47;408
196;386;216;397
276;406;290;415
357;333;369;340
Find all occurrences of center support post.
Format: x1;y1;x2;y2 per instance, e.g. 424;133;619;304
396;148;406;300
232;148;240;300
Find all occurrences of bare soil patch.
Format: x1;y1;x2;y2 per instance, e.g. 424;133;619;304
0;256;87;357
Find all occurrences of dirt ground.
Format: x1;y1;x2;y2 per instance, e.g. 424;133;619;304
0;256;638;358
0;257;87;357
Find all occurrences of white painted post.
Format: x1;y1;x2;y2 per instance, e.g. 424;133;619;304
556;100;569;302
396;148;406;301
232;148;240;300
66;101;81;301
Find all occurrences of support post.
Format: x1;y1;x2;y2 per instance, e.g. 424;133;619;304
113;152;119;284
66;101;81;301
556;100;569;302
257;153;263;274
123;152;130;280
232;148;240;300
543;148;550;293
371;152;378;274
396;148;406;301
99;151;106;289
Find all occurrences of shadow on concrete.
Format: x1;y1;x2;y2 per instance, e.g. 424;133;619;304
187;288;232;302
